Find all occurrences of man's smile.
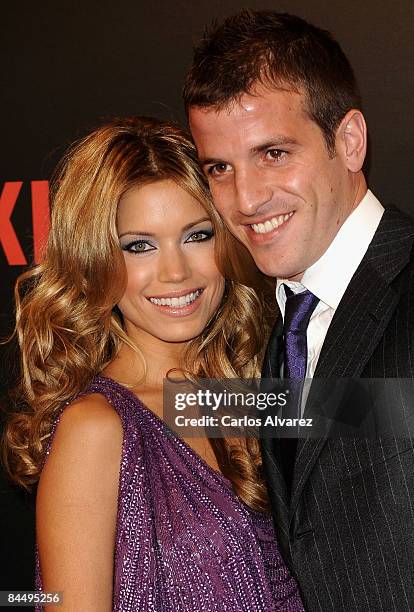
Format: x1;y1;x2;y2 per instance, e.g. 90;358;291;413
250;211;294;234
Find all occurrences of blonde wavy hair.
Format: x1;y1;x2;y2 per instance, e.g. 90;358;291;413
2;116;273;511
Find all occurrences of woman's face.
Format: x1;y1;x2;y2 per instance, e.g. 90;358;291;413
117;179;225;345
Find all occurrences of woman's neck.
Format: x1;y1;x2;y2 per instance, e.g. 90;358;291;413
104;331;187;389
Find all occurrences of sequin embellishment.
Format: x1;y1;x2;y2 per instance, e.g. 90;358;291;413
35;376;304;611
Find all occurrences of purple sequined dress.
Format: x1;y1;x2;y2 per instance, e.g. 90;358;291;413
35;375;304;611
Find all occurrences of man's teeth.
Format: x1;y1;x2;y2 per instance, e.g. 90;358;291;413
251;212;293;234
149;289;202;307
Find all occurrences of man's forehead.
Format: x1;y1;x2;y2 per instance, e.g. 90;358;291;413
189;88;309;149
190;85;306;125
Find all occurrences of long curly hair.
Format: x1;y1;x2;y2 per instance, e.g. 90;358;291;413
2;116;273;511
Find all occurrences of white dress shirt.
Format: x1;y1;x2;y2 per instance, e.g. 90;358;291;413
276;189;384;379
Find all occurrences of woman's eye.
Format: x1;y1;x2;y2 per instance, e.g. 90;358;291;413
185;230;213;243
123;240;155;254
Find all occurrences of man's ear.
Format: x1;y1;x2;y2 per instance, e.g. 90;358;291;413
336;110;367;172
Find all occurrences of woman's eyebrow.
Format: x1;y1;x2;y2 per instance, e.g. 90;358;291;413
182;216;211;231
118;217;211;239
118;230;154;238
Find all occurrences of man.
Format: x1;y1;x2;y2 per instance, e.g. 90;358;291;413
184;10;414;611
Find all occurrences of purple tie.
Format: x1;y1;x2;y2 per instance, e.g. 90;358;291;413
283;285;319;380
281;285;319;491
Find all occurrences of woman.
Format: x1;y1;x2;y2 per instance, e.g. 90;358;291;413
2;117;304;611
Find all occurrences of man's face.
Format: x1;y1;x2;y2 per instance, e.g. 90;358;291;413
189;85;355;279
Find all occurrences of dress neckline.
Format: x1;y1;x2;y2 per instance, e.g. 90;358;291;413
92;374;235;492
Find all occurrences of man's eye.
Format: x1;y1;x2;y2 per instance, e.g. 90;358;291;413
123;240;155;254
207;163;230;176
185;230;214;243
265;149;286;161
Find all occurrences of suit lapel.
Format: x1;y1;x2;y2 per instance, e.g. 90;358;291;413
261;317;283;380
260;318;291;557
289;208;414;519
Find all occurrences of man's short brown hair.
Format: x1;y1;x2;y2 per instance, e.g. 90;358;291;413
183;10;361;154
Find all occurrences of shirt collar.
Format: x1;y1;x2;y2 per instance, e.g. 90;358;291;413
276;189;384;314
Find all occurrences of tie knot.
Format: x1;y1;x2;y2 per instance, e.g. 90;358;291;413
283;285;319;334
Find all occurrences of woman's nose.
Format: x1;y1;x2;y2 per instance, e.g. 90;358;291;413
157;248;192;283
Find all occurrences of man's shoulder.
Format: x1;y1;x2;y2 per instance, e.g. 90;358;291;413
386;208;414;286
378;205;414;237
367;205;414;311
368;205;414;275
384;208;414;313
388;206;414;265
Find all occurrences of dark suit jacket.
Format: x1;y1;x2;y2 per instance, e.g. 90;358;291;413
261;207;414;611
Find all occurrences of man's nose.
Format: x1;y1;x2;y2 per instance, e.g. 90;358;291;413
158;247;192;283
234;167;272;216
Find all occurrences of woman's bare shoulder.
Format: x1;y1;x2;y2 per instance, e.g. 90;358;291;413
55;392;123;440
39;392;123;498
37;393;123;611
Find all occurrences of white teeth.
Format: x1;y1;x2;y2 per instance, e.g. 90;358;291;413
251;212;293;234
148;289;202;307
